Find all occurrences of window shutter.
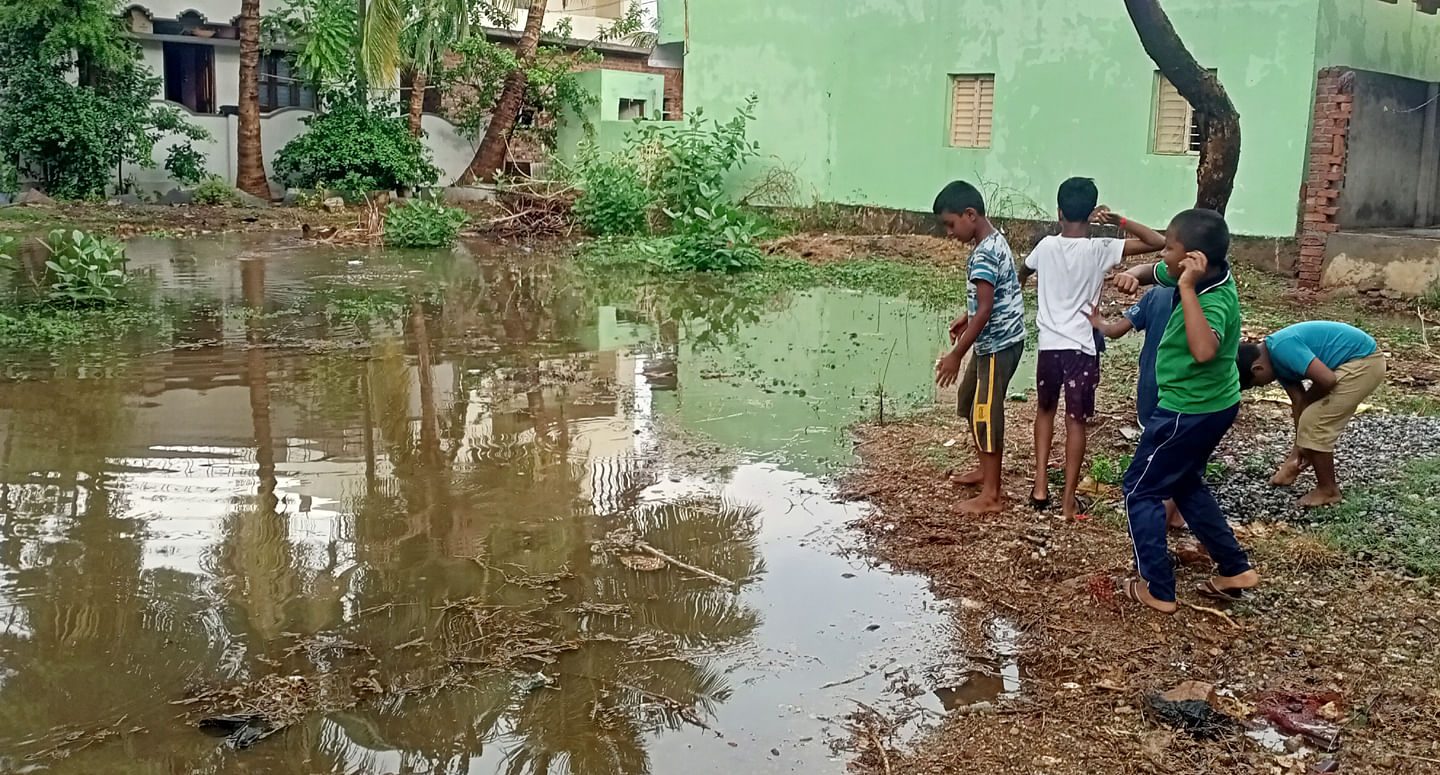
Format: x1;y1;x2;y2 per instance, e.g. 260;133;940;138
1154;75;1194;155
950;75;995;149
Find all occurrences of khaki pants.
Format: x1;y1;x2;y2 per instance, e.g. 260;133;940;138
1297;353;1387;452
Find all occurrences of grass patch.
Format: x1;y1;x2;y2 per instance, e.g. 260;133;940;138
1320;456;1440;577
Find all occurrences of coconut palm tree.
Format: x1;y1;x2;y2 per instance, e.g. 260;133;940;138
457;0;548;184
236;0;269;199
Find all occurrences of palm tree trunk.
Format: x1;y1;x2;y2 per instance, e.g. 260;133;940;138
408;70;428;137
457;0;548;184
1123;0;1240;214
236;0;270;199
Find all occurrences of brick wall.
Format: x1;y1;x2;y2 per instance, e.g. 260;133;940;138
1298;68;1355;288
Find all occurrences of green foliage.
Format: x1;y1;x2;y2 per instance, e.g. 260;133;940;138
0;1;210;201
193;177;245;207
1090;455;1132;486
444;37;600;150
384;197;468;248
0;234;14;262
273;96;441;192
0;304;167;351
571;145;653;237
571;97;768;272
263;0;360;95
0;157;17;196
638;96;763;217
647;204;764;273
39;228;129;305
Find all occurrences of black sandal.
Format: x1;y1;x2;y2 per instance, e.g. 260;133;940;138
1030;494;1051;511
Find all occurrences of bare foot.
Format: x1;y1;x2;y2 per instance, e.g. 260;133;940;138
1207;569;1260;594
1297;487;1342;508
1270;459;1302;487
1122;578;1177;615
959;493;1005;514
952;468;984;486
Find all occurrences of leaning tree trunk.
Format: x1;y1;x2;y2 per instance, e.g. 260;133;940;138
457;0;548;184
1124;0;1240;214
408;70;428;137
236;0;270;200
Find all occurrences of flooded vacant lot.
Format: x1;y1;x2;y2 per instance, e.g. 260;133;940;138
0;236;995;774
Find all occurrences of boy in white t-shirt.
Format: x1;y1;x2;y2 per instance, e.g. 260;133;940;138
1020;178;1165;518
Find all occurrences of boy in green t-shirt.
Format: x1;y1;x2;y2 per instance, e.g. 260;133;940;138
1109;209;1259;614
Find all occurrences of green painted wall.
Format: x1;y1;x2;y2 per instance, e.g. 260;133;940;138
656;0;685;45
681;0;1333;237
1317;0;1440;82
556;69;668;161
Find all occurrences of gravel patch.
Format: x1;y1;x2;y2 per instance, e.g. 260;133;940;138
1211;413;1440;524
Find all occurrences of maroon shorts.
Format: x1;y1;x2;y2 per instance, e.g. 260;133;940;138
1036;350;1100;422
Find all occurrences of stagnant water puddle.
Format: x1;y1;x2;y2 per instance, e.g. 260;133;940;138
0;236;1019;774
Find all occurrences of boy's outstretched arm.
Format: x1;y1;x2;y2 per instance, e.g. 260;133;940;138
1087;306;1134;340
937;281;994;387
1177;252;1219;363
1113;263;1159;294
1093;208;1166;256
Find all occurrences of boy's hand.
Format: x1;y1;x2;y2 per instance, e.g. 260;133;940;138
1086;305;1106;329
1177;251;1209;289
949;314;969;344
935;351;964;388
1090;206;1121;226
1114;272;1141;295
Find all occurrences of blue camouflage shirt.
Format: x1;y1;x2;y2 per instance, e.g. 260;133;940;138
967;231;1027;355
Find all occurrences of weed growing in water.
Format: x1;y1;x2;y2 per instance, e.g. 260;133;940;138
39;229;130;306
384;198;469;249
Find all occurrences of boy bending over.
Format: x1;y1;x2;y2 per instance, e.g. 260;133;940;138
933;181;1028;514
1237;322;1386;507
1113;209;1258;614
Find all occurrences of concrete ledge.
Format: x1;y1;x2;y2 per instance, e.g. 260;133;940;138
1322;231;1440;297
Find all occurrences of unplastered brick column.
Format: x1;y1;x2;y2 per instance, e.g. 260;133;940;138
1298;68;1354;288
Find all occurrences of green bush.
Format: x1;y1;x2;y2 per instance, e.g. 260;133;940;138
273;97;440;193
637;95;762;217
572;147;653;237
0;159;17;196
657;204;765;273
193;176;244;207
40;229;130;306
384;198;468;248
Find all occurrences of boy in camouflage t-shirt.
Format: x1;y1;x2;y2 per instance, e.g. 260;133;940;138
934;181;1027;515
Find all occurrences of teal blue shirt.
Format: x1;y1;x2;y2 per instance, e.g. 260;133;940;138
967;232;1027;356
1265;321;1377;386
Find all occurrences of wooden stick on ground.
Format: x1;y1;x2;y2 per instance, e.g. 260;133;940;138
1182;601;1241;629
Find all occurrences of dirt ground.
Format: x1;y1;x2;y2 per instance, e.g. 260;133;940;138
0;201;366;237
835;271;1440;773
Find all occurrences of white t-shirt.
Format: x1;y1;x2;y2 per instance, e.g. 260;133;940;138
1025;236;1125;355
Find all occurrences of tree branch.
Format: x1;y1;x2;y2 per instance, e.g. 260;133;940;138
1123;0;1241;214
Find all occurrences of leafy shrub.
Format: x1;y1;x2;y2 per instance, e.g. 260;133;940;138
193;177;245;207
384;198;468;248
661;204;765;273
40;229;130;306
164;144;210;187
0;159;17;196
0;61;209;200
274;97;440;193
570;96;768;271
572;146;653;237
636;96;762;217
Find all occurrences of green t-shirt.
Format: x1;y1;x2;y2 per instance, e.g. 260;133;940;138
1152;263;1242;415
